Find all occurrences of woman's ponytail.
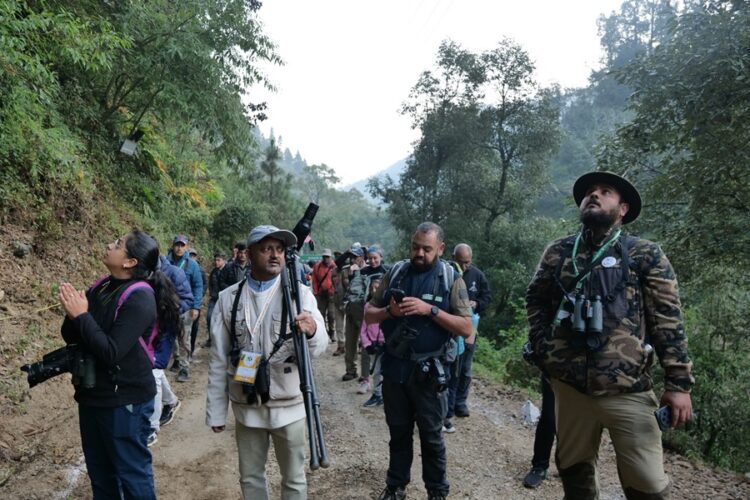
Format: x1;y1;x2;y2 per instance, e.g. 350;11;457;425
125;231;181;344
148;270;181;344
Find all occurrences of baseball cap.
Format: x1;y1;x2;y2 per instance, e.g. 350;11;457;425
247;225;297;248
188;247;198;256
350;246;364;257
173;234;189;245
367;245;383;256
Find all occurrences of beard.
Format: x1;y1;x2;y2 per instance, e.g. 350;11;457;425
410;254;439;272
580;206;618;229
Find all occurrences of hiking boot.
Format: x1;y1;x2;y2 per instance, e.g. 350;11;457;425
522;467;548;488
442;420;456;433
177;368;189;382
147;431;158;447
455;406;470;418
332;344;345;356
427;490;447;500
342;372;357;381
159;399;181;426
169;360;180;373
363;394;384;407
357;379;371;394
378;485;406;500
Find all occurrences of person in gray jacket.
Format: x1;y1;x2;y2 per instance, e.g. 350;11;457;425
206;225;327;500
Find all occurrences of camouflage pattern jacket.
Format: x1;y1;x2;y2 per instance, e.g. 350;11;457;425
526;231;693;397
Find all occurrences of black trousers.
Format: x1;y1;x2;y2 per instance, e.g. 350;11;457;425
531;375;556;469
383;374;449;494
189;309;201;354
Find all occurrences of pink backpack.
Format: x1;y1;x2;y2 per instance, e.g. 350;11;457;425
91;277;159;366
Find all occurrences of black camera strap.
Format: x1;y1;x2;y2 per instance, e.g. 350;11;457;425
230;279;246;360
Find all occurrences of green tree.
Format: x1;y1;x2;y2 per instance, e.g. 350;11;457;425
373;38;562;326
301;163;341;204
596;0;750;471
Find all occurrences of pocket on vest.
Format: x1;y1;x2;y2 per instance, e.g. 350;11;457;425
269;362;300;400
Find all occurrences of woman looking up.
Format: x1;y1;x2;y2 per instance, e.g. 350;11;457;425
59;230;180;499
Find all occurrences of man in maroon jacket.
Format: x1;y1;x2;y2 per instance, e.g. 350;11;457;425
311;249;336;341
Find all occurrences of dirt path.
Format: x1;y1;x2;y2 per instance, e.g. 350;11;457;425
5;340;750;499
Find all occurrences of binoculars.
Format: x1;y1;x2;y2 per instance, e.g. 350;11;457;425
572;294;606;351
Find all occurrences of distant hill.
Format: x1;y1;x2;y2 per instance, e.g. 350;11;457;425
344;158;408;202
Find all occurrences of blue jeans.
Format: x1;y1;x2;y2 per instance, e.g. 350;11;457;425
446;342;475;417
454;342;475;412
79;400;156;500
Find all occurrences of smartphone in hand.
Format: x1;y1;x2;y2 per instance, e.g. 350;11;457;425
390;288;406;303
654;405;672;432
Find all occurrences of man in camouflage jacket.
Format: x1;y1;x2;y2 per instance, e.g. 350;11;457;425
525;171;693;500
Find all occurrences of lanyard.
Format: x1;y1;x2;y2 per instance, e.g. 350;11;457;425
243;278;281;351
570;228;621;288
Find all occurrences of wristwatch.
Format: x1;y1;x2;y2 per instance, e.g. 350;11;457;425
430;305;439;317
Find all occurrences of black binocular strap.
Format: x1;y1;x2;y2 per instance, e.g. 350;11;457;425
601;236;640;305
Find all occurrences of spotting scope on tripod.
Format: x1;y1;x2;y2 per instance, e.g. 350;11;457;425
280;202;330;470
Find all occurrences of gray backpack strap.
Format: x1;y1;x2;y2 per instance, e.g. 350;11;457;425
388;260;410;290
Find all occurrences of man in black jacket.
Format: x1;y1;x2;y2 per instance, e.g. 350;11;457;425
449;243;490;418
203;252;226;349
219;242;249;291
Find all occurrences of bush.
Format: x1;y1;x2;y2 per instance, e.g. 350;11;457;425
473;300;539;395
659;307;750;471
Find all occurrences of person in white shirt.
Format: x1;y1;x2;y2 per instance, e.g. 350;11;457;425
206;225;328;500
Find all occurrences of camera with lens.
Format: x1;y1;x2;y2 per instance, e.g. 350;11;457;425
21;344;97;389
415;357;447;392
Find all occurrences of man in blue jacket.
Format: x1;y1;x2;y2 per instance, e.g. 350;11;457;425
167;234;204;382
148;255;193;446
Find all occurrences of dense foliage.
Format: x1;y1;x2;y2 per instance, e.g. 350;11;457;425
0;0;392;256
598;0;750;470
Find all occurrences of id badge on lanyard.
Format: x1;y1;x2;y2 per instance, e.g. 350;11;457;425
234;351;263;384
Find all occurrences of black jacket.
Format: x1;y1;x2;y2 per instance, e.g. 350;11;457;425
219;261;249;291
209;266;223;301
461;266;491;314
61;277;157;407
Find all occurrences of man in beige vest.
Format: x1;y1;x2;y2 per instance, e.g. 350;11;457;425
206;225;328;500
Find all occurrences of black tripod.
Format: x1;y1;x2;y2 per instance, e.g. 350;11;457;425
280;203;330;470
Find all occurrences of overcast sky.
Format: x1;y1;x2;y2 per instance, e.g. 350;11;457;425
252;0;624;185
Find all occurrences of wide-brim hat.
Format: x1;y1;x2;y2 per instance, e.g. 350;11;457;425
573;171;642;224
321;248;333;257
247;225;297;248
